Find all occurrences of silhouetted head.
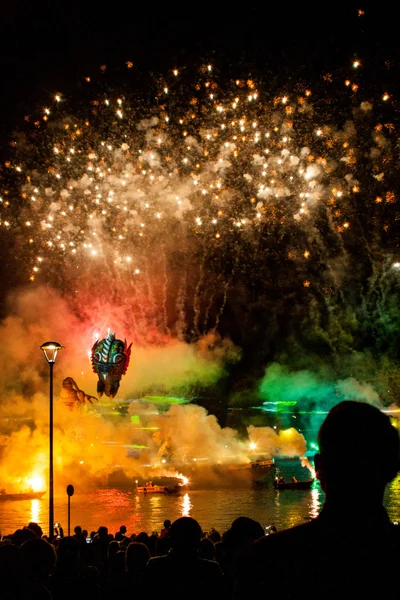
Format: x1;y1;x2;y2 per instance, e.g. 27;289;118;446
56;536;81;566
163;519;171;529
108;540;120;559
136;531;150;547
20;538;56;582
208;528;221;543
74;525;82;535
199;537;215;560
109;549;126;573
315;401;400;494
169;517;202;552
119;525;127;534
223;517;265;549
11;527;36;547
126;541;151;572
27;522;43;538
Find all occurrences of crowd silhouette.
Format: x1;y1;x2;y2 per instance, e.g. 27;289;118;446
1;401;399;599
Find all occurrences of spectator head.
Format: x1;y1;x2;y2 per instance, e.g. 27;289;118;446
108;540;120;559
27;522;43;538
20;538;56;582
11;527;36;547
223;517;264;549
115;524;127;541
97;526;108;537
199;537;215;560
169;517;202;553
315;401;400;494
126;541;150;573
136;531;150;547
74;525;82;535
56;536;81;567
208;528;221;543
163;519;171;529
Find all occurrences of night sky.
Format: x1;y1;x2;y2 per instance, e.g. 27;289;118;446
1;4;398;132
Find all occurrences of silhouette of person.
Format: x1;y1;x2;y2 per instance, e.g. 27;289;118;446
72;525;87;548
160;519;171;538
219;517;264;597
48;536;100;600
235;401;400;600
19;537;56;599
124;541;151;595
115;525;127;541
147;516;224;600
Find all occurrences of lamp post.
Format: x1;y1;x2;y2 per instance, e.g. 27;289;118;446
40;341;64;540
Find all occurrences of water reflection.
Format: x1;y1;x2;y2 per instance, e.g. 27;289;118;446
29;499;40;524
2;480;400;537
181;493;192;516
271;486;320;529
309;485;322;519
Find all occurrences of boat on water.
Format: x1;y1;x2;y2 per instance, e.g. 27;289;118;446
0;490;46;501
226;459;275;474
195;458;276;482
136;482;182;494
273;478;314;490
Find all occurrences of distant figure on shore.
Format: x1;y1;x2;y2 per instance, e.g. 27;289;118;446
115;525;127;541
160;519;171;538
73;525;87;547
235;401;400;600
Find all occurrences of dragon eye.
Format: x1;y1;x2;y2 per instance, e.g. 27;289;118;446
113;353;124;364
94;353;101;362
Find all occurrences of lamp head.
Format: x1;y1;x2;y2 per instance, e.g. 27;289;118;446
40;341;64;364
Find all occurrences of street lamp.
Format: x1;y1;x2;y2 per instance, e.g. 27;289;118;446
40;341;64;540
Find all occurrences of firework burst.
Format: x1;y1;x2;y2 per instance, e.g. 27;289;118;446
1;61;400;389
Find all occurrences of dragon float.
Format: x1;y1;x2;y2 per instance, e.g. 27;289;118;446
91;332;132;398
59;377;98;409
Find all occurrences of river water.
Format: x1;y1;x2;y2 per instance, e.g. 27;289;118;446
2;461;400;538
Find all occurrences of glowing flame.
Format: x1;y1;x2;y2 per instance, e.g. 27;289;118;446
178;474;189;486
300;456;316;479
26;473;45;492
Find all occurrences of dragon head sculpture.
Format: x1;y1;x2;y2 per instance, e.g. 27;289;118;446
91;333;132;398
